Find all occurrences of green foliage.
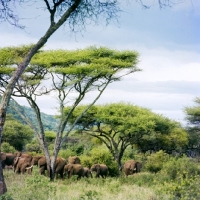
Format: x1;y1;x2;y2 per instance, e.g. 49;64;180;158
79;155;93;168
89;147;119;176
1;142;16;153
162;175;200;200
2;118;34;151
0;193;14;200
184;97;200;150
45;131;56;143
0;45;33;66
144;150;170;173
26;143;42;154
7;103;59;132
58;149;76;159
160;156;200;180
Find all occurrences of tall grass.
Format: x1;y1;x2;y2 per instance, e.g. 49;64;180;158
2;169;164;200
2;155;200;200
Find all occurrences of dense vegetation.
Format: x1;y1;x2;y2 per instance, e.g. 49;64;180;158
1;152;200;200
1;98;200;199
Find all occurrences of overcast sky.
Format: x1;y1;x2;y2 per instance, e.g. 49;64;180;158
0;0;200;125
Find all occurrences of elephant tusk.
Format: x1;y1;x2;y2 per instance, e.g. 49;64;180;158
25;165;33;170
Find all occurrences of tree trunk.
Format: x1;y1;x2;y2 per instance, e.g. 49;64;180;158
0;158;7;195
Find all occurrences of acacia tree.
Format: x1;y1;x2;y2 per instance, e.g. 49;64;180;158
0;0;186;195
67;102;188;169
0;46;140;180
0;1;121;194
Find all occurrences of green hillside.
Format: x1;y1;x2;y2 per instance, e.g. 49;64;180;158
7;104;59;132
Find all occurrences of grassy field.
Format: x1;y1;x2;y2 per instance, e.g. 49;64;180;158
2;169;170;200
2;156;200;200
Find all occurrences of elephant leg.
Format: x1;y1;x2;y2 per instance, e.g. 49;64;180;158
40;166;45;175
59;170;64;180
15;166;20;174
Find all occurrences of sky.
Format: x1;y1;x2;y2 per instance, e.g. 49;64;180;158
0;0;200;125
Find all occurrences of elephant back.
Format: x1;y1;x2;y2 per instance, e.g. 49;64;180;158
21;153;33;162
55;157;66;171
38;156;46;166
68;156;81;164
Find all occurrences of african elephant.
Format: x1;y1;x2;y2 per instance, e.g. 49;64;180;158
123;160;141;176
31;155;47;175
54;157;66;179
13;153;33;172
135;161;142;173
90;164;108;178
33;156;66;179
0;152;15;169
67;156;81;164
63;163;84;180
13;156;33;174
83;167;92;178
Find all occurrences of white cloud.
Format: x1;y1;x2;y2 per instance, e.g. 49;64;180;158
1;0;199;127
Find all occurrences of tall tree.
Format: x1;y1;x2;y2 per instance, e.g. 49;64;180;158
67;103;188;169
0;46;140;180
0;0;186;195
0;1;120;194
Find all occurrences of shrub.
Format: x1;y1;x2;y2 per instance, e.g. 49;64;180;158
162;175;200;199
160;155;200;180
144;150;170;173
89;147;119;177
26;143;42;154
58;149;76;159
79;155;93;168
1;142;16;153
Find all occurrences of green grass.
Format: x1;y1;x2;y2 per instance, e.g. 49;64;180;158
2;169;166;200
3;166;200;200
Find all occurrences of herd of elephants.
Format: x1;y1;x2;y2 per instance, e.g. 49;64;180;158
1;152;142;179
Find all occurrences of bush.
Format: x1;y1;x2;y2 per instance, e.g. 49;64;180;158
1;142;16;153
144;150;170;173
89;147;119;177
160;156;200;180
26;143;42;154
162;175;200;199
58;149;76;159
79;155;93;167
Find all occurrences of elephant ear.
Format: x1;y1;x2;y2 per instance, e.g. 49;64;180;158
0;153;6;161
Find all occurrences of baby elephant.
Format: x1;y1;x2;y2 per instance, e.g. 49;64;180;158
64;164;84;180
83;167;92;178
90;164;108;178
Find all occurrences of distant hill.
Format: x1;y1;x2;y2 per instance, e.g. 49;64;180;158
7;103;59;132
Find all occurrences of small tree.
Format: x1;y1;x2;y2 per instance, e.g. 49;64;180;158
2;118;34;151
67;102;188;169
